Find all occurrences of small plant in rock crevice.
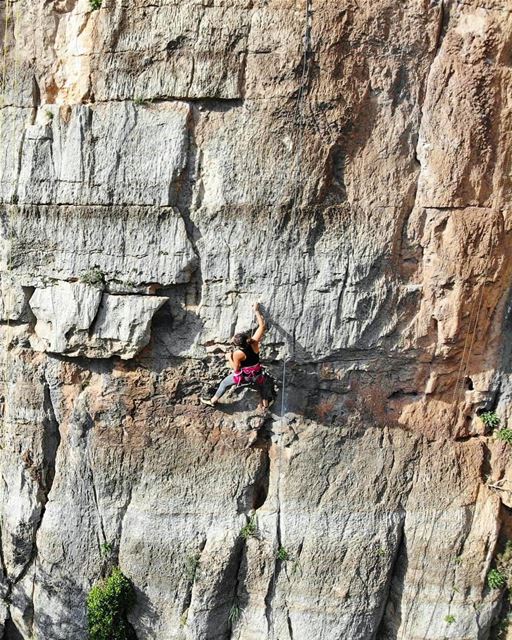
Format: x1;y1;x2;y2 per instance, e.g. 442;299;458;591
228;601;241;626
444;614;456;624
240;515;257;541
497;541;512;586
486;539;512;639
488;568;507;590
480;411;501;430
276;546;289;562
100;541;113;557
133;97;154;106
184;553;200;583
81;268;105;288
90;0;102;9
496;429;512;445
179;608;189;628
86;567;136;640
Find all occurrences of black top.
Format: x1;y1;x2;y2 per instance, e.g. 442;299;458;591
240;343;260;368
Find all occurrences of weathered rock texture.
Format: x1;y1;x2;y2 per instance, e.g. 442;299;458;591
0;0;512;638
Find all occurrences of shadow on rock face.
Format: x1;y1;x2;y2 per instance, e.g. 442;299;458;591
202;537;245;639
3;618;24;640
129;588;158;640
140;295;205;372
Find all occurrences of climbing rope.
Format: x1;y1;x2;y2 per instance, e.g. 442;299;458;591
267;355;287;640
268;1;313;637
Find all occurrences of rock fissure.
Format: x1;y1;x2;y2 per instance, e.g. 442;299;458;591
14;374;60;579
85;437;108;553
286;611;294;640
0;367;62;636
40;374;61;500
181;537;207;622
227;544;247;640
174;105;202;301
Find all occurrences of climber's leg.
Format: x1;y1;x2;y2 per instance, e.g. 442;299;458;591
214;374;237;400
256;379;270;410
259;375;276;410
201;374;237;406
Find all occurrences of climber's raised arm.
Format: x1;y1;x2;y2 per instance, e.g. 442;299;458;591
201;305;273;409
251;302;266;344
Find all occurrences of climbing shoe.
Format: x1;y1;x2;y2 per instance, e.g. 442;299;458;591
200;397;217;407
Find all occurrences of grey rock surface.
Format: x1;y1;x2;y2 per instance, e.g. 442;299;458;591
0;0;511;639
29;283;168;359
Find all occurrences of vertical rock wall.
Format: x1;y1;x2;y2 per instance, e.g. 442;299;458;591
0;0;511;638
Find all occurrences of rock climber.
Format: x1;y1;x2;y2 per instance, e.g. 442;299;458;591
201;302;271;409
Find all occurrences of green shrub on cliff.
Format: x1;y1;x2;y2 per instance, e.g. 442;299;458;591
488;540;512;602
480;411;500;430
90;0;102;9
81;268;105;288
497;541;512;584
276;546;289;562
228;601;241;625
496;429;512;445
240;515;257;541
488;568;507;590
87;567;136;640
184;553;200;583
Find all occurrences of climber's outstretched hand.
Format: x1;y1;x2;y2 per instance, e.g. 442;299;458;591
251;302;266;343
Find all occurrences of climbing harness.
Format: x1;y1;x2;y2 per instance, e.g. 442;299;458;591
233;362;265;386
232;364;278;408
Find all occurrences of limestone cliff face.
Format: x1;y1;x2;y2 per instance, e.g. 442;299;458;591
0;0;511;638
